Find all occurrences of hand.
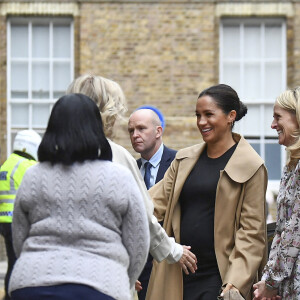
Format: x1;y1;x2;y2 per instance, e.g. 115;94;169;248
135;280;142;292
252;281;281;300
179;245;197;275
220;283;239;297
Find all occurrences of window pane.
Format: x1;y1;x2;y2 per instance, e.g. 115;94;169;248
250;142;260;155
244;64;260;99
53;62;70;98
32;63;49;99
265;143;282;180
222;63;240;93
223;26;240;59
11;62;28;98
10;132;17;152
11;25;28;58
220;19;286;183
11;103;29;127
264;104;277;136
265;63;282;100
53;25;71;58
8;18;73;155
243;106;260;135
265;25;282;58
32;104;50;127
244;25;261;59
233;120;241;134
32;25;49;58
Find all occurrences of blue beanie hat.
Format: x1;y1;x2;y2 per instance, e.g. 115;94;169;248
136;105;165;130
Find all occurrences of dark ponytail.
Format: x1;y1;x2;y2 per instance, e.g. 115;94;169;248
236;100;248;121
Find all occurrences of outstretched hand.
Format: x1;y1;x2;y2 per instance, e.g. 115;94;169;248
252;281;281;300
179;245;197;275
135;280;142;292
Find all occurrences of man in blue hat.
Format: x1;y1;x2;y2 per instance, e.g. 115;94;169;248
128;107;176;300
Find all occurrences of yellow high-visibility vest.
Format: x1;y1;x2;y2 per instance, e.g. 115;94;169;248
0;153;36;223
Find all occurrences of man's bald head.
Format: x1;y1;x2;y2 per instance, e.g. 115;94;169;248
128;109;163;160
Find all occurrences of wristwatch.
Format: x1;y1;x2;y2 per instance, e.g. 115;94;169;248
265;281;277;291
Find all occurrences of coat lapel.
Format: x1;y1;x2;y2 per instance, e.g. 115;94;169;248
224;134;264;183
137;158;142;169
156;146;171;183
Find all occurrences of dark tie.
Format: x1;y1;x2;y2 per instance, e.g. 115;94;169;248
144;162;152;190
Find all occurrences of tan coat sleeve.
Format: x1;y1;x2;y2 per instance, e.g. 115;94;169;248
223;165;268;298
149;157;179;224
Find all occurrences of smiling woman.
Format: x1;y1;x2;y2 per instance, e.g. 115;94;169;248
146;84;268;300
271;102;299;148
196;95;236;157
253;87;300;300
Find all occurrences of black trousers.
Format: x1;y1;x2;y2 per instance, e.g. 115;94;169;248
0;223;17;300
183;271;222;300
11;284;115;300
137;253;153;300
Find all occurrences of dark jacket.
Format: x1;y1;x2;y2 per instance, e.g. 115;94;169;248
137;145;177;184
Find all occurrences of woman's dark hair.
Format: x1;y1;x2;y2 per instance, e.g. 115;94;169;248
38;93;112;164
198;84;247;123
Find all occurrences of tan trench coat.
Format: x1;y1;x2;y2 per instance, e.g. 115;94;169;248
146;134;268;300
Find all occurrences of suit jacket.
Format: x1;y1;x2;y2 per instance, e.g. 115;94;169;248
137;145;177;184
146;134;268;300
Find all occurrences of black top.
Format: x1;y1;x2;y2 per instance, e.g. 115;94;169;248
180;143;237;276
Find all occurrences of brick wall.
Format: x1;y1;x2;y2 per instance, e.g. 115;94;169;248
292;3;300;88
79;2;216;154
0;1;300;158
0;15;7;163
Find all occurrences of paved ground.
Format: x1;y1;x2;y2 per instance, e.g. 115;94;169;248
0;261;6;299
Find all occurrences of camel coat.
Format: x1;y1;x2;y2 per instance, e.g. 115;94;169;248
146;134;268;300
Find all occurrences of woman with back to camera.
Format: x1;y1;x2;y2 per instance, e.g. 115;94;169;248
146;84;268;300
66;75;197;279
8;93;150;300
253;87;300;300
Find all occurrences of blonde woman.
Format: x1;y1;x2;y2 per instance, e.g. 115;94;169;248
253;87;300;300
66;75;197;282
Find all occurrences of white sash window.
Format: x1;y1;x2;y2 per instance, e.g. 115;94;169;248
7;17;74;153
220;18;286;189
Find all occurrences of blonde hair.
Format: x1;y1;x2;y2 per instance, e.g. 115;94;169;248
66;74;127;138
276;87;300;168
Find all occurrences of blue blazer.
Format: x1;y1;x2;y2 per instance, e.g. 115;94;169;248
137;145;177;184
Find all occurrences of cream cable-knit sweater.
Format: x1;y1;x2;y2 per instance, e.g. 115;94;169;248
9;160;150;300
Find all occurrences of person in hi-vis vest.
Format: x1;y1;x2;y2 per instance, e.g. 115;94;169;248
0;130;41;300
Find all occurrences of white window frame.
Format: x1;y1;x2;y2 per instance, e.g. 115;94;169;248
219;18;286;188
7;17;74;154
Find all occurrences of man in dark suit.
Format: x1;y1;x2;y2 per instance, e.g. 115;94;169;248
128;107;176;300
